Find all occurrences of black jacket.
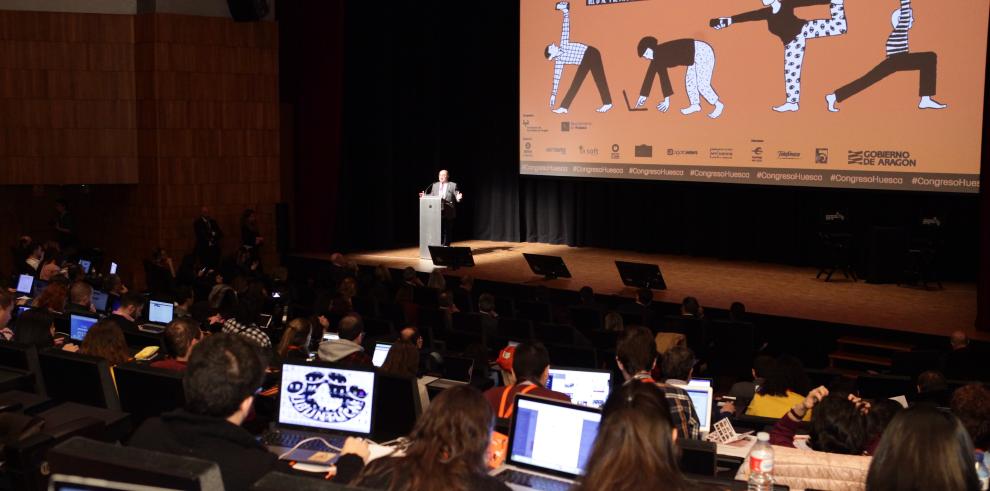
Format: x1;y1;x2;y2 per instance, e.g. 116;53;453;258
338;455;510;491
128;410;276;491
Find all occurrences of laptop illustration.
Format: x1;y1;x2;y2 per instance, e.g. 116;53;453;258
623;89;648;112
546;366;612;409
263;362;377;463
491;394;601;490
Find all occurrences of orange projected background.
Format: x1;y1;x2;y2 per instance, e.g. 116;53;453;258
519;0;988;192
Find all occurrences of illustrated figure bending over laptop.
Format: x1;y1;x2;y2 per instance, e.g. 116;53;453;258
826;0;946;112
546;2;613;114
635;36;725;118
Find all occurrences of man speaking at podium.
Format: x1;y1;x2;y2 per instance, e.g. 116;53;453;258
419;169;463;246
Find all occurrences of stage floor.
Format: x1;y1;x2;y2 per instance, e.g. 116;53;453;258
299;240;982;341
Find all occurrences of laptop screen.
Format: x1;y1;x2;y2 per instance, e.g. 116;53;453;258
70;314;99;341
78;259;91;274
676;384;714;433
16;274;33;295
689;378;712;387
91;290;109;312
441;356;473;382
509;395;601;477
278;363;376;436
109;261;118;275
148;300;174;324
546;367;611;409
372;343;392;368
322;332;339;342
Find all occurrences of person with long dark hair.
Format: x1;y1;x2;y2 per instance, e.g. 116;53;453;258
14;308;78;352
746;354;811;420
574;382;693;491
379;340;420;379
274;317;311;363
866;405;980;491
345;385;509;491
80;319;131;366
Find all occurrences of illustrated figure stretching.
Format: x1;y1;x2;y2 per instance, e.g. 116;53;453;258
634;37;725;118
545;1;613;114
826;0;945;112
711;0;848;112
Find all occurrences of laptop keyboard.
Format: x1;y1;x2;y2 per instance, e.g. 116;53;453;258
496;469;572;491
263;431;346;452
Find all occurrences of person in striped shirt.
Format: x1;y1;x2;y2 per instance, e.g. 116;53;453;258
545;2;613;114
826;0;945;112
711;0;848;113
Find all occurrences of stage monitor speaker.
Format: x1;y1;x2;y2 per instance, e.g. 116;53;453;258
227;0;269;21
522;253;572;280
275;202;289;254
428;246;475;270
615;261;667;290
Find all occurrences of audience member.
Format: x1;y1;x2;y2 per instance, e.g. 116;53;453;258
146;248;176;295
951;384;990;452
193;206;223;269
746;355;812;420
615;326;700;439
32;281;67;314
38;255;61;281
23;242;44;274
660;345;695;386
13;309;78;351
944;330;976;380
401;267;423;287
914;370;951;407
617;288;655;327
727;355;775;409
343;385;510;491
239;208;263;256
426;269;446;291
221;305;272;350
152;318;203;371
65;281;94;315
274;317;311;363
0;290;13;341
380;340;420;379
110;293;146;333
53;199;76;248
173;286;194;319
129;334;273;491
80;319;130;366
680;296;704;318
866;405;980;491
770;386;874;455
317;314;372;367
728;301;747;323
483;342;569;419
575;382;694;491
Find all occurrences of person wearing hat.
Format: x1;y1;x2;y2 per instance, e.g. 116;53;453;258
483;342;570;421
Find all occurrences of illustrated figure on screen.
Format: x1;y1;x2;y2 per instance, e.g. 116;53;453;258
711;0;848;112
634;37;725;119
418;169;462;247
545;1;613;114
286;370;368;424
826;1;945;112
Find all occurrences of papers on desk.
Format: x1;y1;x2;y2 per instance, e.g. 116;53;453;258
717;434;758;459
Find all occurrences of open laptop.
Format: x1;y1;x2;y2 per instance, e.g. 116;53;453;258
70;313;100;342
139;300;174;333
426;355;473;391
546;366;612;409
674;383;714;435
263;362;376;463
491;394;602;490
622;89;648;112
16;274;34;296
371;342;392;368
109;261;118;275
321;332;339;342
91;290;110;313
78;259;92;275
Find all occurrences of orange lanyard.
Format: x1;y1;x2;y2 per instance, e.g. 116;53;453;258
498;384;538;419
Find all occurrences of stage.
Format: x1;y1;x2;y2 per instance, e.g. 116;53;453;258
297;240;982;341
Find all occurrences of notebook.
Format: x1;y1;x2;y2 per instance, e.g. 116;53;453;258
371;342;392;368
546;366;612;409
263;362;377;463
491;394;601;490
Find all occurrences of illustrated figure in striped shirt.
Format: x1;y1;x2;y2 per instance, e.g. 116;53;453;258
545;2;613;114
826;0;945;112
711;0;848;112
634;37;725;119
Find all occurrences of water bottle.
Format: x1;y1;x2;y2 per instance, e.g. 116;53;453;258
748;431;775;491
976;451;989;491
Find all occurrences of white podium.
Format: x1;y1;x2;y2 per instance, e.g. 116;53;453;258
419;196;442;259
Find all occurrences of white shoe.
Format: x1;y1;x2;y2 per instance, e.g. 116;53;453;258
552;107;569;114
708;101;725;119
596;103;613;113
918;96;946;110
826;94;839;112
680;104;702;115
773;102;800;112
